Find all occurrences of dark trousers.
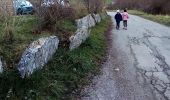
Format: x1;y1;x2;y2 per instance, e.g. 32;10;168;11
123;20;127;27
116;21;120;29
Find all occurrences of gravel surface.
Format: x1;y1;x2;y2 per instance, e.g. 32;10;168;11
81;12;170;100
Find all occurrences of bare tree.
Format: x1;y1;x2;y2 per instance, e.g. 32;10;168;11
83;0;104;14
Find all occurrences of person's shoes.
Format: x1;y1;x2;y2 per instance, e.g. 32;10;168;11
123;27;127;30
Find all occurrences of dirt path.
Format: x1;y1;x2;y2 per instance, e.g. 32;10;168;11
81;12;170;100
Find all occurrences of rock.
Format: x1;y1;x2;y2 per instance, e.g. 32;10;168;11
154;83;166;92
166;69;170;76
153;89;166;100
69;26;90;50
100;12;107;19
93;14;101;23
153;72;170;83
18;36;59;78
114;68;120;71
164;87;170;99
70;13;102;50
145;72;153;77
76;14;96;28
0;58;3;73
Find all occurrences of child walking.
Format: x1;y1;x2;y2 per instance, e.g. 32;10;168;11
114;10;123;30
122;9;129;30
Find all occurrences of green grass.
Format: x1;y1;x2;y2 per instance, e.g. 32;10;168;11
0;15;51;68
105;0;113;4
128;10;170;26
0;15;76;68
57;20;77;33
0;15;111;99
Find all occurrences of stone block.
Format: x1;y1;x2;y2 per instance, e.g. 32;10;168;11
18;36;59;78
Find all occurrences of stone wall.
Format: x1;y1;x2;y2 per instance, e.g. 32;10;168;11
100;12;107;20
69;14;102;50
76;14;96;28
18;36;59;78
92;14;102;23
69;26;90;50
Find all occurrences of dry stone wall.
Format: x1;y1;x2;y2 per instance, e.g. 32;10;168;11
93;14;102;23
69;26;90;50
18;36;59;78
69;14;102;50
76;14;96;28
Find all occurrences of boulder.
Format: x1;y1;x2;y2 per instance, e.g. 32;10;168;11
18;36;59;78
69;26;90;50
76;14;96;28
100;12;107;19
93;14;101;23
70;13;102;50
165;87;170;100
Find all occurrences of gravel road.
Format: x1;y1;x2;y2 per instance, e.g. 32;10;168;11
81;12;170;100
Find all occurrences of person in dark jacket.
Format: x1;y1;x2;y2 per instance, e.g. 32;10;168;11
114;10;123;30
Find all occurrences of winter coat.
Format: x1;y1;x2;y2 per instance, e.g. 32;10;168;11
122;12;129;21
115;13;123;22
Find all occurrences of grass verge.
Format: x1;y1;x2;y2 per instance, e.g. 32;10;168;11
0;15;111;99
0;15;76;69
0;15;51;68
128;10;170;26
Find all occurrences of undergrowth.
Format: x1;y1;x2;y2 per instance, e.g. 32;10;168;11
0;16;76;69
0;16;111;99
0;15;41;68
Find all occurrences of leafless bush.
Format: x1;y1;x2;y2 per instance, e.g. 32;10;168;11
147;0;170;14
0;0;13;22
0;0;14;43
83;0;105;14
30;0;77;48
114;0;138;9
107;3;116;10
3;23;14;43
33;0;76;32
70;0;88;18
114;0;170;14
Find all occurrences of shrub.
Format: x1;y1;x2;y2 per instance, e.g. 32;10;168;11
0;0;14;43
114;0;170;14
31;0;76;48
3;23;14;43
83;0;105;14
33;0;76;32
70;0;88;18
0;0;13;22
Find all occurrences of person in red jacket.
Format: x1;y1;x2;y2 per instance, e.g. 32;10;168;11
122;9;129;30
